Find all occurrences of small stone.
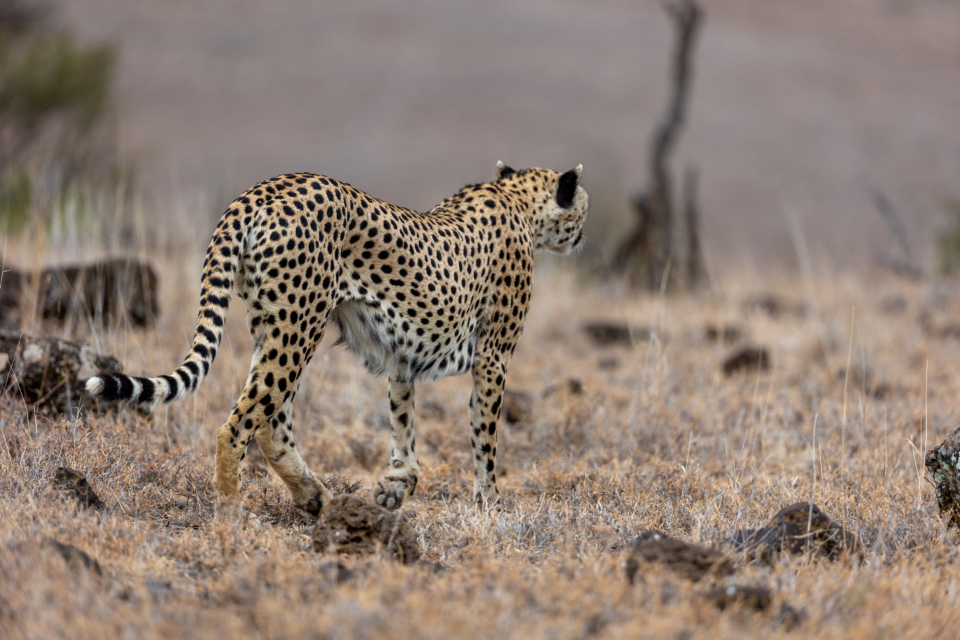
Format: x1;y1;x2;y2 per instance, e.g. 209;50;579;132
704;584;772;611
743;294;807;319
502;389;532;424
43;539;103;575
722;346;770;375
0;330;123;416
704;324;741;343
543;378;585;397
582;322;652;347
925;427;960;526
598;357;620;370
313;495;420;564
53;467;104;510
7;539;102;576
624;530;735;584
731;501;861;561
775;602;808;630
0;259;159;328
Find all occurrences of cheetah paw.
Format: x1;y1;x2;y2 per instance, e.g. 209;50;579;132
374;479;410;511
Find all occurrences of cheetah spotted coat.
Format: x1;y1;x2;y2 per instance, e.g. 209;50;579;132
86;162;589;514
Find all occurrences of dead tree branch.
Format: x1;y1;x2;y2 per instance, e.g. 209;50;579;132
684;165;706;288
865;182;925;280
615;0;703;289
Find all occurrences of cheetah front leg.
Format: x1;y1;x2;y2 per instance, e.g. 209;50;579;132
373;378;420;510
468;355;507;509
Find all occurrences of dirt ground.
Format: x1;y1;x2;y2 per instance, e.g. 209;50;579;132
2;243;960;637
55;0;960;269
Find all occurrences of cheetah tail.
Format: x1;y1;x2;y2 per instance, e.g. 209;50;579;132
84;222;239;413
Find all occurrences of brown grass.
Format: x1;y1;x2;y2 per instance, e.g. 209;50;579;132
2;212;960;638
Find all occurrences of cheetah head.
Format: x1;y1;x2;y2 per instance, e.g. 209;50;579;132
497;161;589;255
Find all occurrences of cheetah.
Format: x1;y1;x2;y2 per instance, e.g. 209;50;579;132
85;161;589;515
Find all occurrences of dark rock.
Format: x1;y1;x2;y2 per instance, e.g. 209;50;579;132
502;389;532;424
704;584;772;611
313;494;420;564
598;357;620;370
582;322;652;347
414;559;446;574
418;401;446;421
0;330;122;416
0;259;159;328
704;324;742;343
743;294;807;319
543;378;585;398
624;530;735;584
8;539;102;575
936;324;960;339
53;467;104;510
43;539;103;575
318;558;355;583
722;346;770;375
775;602;808;631
878;295;907;315
925;427;960;526
731;501;861;562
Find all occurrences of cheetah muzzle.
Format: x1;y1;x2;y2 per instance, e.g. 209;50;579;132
86;161;589;516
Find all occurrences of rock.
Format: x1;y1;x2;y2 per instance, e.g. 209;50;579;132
0;259;159;328
502;389;532;424
704;324;741;344
925;427;960;526
0;330;122;416
7;538;102;575
775;602;808;631
878;295;907;315
418;401;446;421
582;322;652;347
42;539;103;575
598;357;620;370
624;530;735;584
313;494;420;564
722;346;770;375
704;584;772;611
742;294;807;319
53;467;105;509
543;378;585;398
731;501;861;562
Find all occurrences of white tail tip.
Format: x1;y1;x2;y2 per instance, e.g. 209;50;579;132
85;377;104;396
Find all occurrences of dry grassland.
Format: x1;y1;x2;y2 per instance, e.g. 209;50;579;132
2;226;960;638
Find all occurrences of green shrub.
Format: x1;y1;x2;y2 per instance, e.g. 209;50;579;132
0;31;114;130
0;1;118;236
0;166;30;232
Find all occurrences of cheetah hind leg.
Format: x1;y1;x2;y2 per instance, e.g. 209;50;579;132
256;395;332;517
373;378;420;511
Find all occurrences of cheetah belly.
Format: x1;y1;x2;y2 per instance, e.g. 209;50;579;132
330;300;478;382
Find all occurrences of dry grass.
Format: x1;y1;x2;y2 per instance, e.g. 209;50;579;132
2;216;960;638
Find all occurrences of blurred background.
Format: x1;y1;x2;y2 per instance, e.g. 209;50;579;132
3;0;960;272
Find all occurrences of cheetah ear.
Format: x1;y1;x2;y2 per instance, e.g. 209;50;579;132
496;161;516;179
556;164;582;208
